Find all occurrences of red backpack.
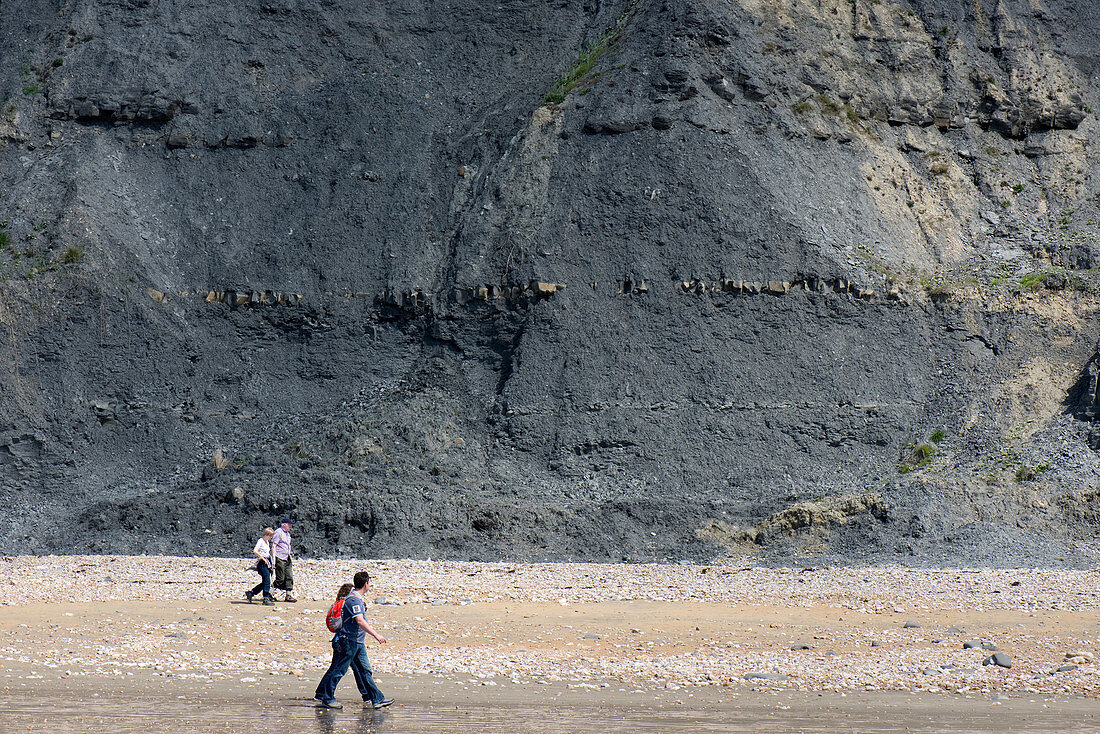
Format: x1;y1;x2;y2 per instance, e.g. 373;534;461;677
325;598;345;632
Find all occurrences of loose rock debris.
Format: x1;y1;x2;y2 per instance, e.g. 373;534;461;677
0;556;1097;697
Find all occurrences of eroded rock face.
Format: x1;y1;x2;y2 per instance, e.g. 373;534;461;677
0;0;1099;563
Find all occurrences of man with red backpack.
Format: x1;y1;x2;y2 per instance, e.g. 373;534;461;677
314;571;392;709
314;583;372;702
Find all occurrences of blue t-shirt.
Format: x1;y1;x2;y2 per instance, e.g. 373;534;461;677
338;591;367;644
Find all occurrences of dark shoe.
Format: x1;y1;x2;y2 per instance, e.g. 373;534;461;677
245;591;254;603
372;698;394;709
319;699;342;709
262;598;276;606
284;594;297;603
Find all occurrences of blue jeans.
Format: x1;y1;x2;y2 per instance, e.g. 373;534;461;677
314;640;371;701
315;637;384;703
249;562;272;599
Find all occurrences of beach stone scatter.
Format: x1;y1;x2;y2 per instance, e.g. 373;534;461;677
0;557;1096;697
983;653;1013;669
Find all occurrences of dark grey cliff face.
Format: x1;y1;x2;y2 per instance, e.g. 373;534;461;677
1;0;1099;564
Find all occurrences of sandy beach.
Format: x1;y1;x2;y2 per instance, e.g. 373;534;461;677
2;556;1099;731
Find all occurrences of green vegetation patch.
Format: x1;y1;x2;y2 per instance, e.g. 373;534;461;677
1018;272;1047;291
60;246;83;264
543;0;641;105
898;429;948;474
1014;463;1049;482
898;441;936;474
817;94;856;121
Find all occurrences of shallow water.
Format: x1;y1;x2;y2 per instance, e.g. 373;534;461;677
5;692;1100;733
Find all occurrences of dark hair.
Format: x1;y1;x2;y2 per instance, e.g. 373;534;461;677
336;583;354;600
353;571;370;589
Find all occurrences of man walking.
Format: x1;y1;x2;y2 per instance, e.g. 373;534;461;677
315;571;392;709
271;518;296;603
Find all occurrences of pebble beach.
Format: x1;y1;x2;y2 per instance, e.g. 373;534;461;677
1;556;1098;701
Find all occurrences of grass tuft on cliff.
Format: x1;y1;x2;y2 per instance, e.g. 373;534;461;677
543;0;641;105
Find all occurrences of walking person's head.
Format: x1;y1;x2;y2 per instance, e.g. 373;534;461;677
336;583;354;600
262;527;274;539
280;518;292;532
353;571;370;591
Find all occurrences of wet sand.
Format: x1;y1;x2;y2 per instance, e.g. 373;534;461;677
4;671;1100;733
1;557;1099;731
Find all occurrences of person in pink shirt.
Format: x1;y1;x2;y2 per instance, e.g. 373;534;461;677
271;518;296;603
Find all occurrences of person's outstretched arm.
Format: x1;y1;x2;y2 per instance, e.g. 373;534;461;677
354;614;387;644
